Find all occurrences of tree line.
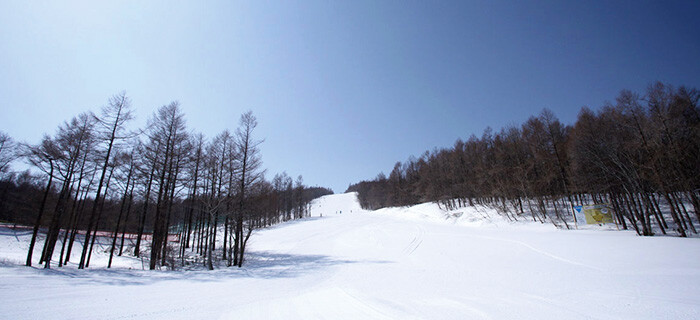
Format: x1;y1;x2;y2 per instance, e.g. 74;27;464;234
0;92;332;270
347;82;699;237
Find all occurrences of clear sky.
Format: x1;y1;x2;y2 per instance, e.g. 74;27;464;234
1;1;699;193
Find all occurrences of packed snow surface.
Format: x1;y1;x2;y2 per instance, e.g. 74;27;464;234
2;192;700;319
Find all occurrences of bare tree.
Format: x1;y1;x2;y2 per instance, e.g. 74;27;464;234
79;92;134;269
40;113;96;268
233;111;264;267
0;131;18;176
24;136;58;267
145;102;188;270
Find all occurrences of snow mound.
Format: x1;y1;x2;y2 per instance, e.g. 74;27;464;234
372;200;557;231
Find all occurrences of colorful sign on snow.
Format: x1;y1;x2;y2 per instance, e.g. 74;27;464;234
573;204;614;225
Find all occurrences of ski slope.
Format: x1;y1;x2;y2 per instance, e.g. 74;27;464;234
1;192;699;319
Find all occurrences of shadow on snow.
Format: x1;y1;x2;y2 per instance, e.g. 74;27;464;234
3;250;391;286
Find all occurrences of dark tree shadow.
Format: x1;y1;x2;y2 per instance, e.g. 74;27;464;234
5;250;392;287
241;251;390;279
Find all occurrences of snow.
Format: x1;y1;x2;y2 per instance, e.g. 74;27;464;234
1;192;700;319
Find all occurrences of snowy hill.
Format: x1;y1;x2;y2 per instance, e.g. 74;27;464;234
308;191;366;216
1;192;699;319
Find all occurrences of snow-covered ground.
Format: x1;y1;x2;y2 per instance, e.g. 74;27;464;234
1;192;699;319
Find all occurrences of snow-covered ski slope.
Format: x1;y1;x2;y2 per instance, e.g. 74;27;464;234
2;192;699;319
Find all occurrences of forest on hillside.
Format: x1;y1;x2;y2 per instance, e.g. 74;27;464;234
0;93;332;270
348;82;699;237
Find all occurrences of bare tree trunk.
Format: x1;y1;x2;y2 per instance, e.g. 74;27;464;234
26;159;54;267
238;226;253;267
81;146;120;265
119;186;134;256
59;175;85;266
109;162;133;268
662;192;686;237
644;192;666;235
41;176;75;269
86;166;115;268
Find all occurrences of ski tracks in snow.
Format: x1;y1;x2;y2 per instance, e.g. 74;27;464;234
402;224;425;255
465;233;605;272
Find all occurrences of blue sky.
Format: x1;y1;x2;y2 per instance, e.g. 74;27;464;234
1;1;699;193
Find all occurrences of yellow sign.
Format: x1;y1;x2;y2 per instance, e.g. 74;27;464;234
573;204;614;224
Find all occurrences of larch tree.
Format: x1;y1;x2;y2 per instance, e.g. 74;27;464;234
233;111;263;267
79;92;134;269
146;101;188;270
24;136;59;267
40;112;96;268
0;131;18;176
